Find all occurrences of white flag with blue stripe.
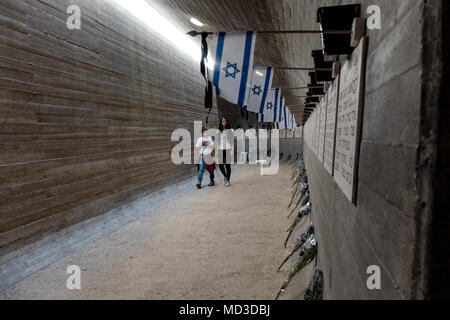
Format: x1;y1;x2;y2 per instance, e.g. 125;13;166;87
286;108;293;131
288;108;295;131
284;108;290;131
258;97;273;123
258;110;272;123
276;98;290;130
290;112;297;131
258;87;275;123
246;66;274;114
275;97;286;129
265;88;282;123
207;32;256;106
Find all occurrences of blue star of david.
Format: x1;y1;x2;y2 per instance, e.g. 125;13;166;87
252;85;262;96
266;102;273;110
223;62;240;79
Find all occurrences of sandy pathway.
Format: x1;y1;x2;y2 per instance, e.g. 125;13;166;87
1;164;313;300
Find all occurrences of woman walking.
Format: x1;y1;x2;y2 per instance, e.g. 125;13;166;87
218;117;234;187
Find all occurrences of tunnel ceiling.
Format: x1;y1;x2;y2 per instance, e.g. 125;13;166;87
148;0;342;123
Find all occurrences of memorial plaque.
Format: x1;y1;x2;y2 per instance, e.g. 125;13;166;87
315;106;321;157
309;112;313;150
309;119;313;147
306;120;312;147
304;123;309;145
334;37;367;204
312;110;316;154
318;96;327;163
312;110;318;155
324;75;340;176
308;113;315;149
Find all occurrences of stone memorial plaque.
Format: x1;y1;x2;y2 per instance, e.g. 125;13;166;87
315;106;321;157
305;120;312;147
308;120;313;147
309;113;315;149
312;112;316;148
311;112;315;151
324;75;340;176
304;123;308;145
334;37;367;204
313;107;320;157
310;112;316;151
318;96;327;163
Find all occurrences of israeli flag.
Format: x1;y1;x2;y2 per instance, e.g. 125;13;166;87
207;32;256;106
283;106;288;130
291;113;297;131
279;97;286;124
285;108;291;131
258;96;273;123
276;99;289;130
266;88;282;123
287;108;294;131
246;66;274;114
289;109;295;131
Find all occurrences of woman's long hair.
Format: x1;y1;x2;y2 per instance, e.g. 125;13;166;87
219;117;231;132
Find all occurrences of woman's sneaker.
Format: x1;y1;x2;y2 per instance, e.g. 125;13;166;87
223;178;228;186
196;182;202;189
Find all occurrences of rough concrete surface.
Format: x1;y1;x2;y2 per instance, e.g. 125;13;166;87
0;164;314;300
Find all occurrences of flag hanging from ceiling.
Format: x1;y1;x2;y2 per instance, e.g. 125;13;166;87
245;66;274;114
259;88;282;123
291;113;297;131
279;97;286;124
269;88;282;123
258;108;272;123
287;108;297;131
276;99;289;130
258;97;273;123
287;108;294;131
285;108;291;131
207;31;256;106
286;107;292;130
276;97;286;128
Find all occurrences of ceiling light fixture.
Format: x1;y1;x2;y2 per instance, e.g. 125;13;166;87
190;17;204;27
110;0;201;61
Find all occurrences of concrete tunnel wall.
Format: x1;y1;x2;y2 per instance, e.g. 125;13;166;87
297;0;442;300
0;0;219;258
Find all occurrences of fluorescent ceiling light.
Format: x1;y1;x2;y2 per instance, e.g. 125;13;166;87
110;0;201;61
190;17;204;27
255;71;264;77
